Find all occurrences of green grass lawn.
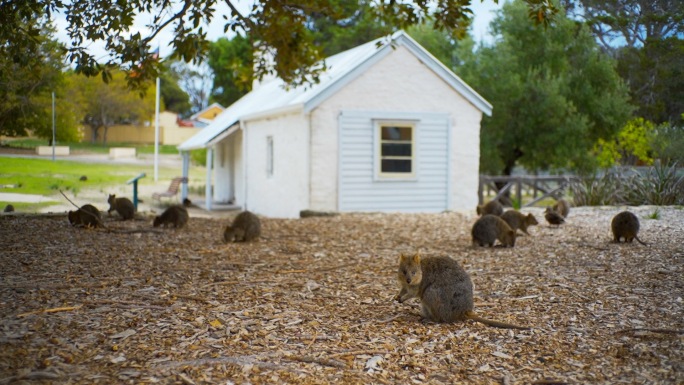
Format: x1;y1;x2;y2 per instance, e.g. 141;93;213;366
2;138;180;155
0;157;204;203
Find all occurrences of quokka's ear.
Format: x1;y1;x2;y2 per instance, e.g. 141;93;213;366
399;254;407;263
412;253;421;263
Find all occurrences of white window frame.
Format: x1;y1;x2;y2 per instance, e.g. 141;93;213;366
374;120;417;180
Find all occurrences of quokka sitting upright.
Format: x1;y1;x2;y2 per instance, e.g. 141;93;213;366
396;253;529;329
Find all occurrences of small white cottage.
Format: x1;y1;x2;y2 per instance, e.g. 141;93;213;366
177;30;492;218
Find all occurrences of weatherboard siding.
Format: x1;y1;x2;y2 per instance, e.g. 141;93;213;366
338;111;449;212
309;45;482;213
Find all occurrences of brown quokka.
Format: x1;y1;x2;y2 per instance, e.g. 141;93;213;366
223;210;261;242
471;214;516;247
396;253;529;329
544;207;565;227
552;198;570;218
107;194;135;220
476;200;504;216
3;204;14;213
68;204;103;228
153;205;189;228
611;211;647;245
501;210;538;235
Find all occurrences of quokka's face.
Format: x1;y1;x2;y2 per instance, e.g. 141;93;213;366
398;254;423;285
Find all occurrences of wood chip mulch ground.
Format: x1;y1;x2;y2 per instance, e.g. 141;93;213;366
0;206;682;384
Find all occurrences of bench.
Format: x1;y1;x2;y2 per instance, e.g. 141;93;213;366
152;177;187;202
36;146;69;156
109;147;136;159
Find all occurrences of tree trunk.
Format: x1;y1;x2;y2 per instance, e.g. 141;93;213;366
495;148;524;207
91;126;100;144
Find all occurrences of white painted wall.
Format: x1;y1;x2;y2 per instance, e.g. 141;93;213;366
309;45;482;213
243;112;309;218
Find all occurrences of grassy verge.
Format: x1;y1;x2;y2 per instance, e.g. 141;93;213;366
1;138;179;155
0;158;205;211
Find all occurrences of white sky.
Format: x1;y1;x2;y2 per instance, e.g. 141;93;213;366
53;1;503;62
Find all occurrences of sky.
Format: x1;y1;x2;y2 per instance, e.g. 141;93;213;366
53;1;504;62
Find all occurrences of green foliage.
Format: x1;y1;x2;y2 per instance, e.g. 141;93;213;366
1;1;559;90
160;69;192;115
623;162;684;206
570;172;626;206
455;0;632;175
0;19;80;141
650;119;684;166
66;70;156;144
191;149;208;167
570;162;684;206
308;0;393;57
565;1;684;124
645;208;661;220
208;34;253;107
593;118;655;167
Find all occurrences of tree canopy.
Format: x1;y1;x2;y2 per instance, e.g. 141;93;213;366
0;19;79;142
67;71;156;144
1;0;559;90
564;0;684;125
455;0;632;175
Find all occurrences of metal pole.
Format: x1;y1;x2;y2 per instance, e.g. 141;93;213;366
154;76;160;181
52;92;56;161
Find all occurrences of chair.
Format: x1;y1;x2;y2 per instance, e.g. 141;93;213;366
152;177;187;202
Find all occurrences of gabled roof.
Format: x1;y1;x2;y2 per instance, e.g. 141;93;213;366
178;30;492;151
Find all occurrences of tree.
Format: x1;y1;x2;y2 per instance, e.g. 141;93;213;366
207;34;253;108
0;19;79;142
564;0;684;124
650;117;684;166
1;0;559;90
68;70;156;144
167;60;213;115
159;69;192;116
455;0;632;175
307;0;394;57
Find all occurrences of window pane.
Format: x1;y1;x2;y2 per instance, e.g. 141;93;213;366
382;159;412;173
381;143;412;156
381;126;411;141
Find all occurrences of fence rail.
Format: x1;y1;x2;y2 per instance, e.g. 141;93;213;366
479;175;579;207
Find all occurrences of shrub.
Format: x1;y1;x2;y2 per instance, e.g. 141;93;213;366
571;162;684;206
570;171;626;206
623;161;684;206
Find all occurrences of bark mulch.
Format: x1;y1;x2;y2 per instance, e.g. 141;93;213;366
0;206;682;384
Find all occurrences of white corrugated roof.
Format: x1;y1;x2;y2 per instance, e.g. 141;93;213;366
178;30;491;151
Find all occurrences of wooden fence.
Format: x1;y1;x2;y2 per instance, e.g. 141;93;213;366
479;175;579;207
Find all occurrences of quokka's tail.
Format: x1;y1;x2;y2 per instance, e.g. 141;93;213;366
466;311;530;330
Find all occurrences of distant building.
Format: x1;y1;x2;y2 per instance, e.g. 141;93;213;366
81;104;224;145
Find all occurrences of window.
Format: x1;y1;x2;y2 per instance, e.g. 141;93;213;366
266;136;274;177
376;122;415;179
